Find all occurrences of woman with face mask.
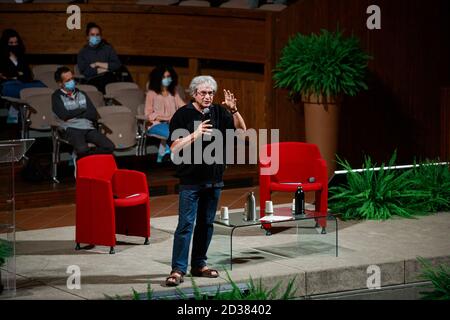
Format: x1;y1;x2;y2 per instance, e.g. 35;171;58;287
0;29;46;122
145;65;186;163
76;22;122;93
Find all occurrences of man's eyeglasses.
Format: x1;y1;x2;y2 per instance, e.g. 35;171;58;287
197;90;215;98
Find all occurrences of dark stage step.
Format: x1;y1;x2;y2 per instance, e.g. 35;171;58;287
0;157;258;211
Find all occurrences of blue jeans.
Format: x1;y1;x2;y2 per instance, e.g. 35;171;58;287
1;80;46;98
1;80;47;123
147;123;169;140
171;187;221;274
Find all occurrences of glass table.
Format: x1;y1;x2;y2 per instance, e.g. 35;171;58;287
214;206;338;270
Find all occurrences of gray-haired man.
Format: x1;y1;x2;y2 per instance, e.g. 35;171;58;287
165;75;246;286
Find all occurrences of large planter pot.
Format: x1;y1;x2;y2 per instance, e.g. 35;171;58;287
302;94;341;178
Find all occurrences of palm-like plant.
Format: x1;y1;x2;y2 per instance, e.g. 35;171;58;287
329;152;431;220
409;161;450;213
418;257;450;300
177;270;296;300
110;271;297;300
0;239;13;266
273;29;371;98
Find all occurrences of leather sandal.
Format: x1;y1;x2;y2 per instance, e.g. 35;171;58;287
165;270;184;287
190;267;219;278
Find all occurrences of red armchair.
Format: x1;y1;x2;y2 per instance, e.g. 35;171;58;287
75;154;150;254
259;142;328;234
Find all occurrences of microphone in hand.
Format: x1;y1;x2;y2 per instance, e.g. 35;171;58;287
202;107;214;141
202;107;211;119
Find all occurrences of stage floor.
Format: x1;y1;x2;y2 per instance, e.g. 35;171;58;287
1;200;449;300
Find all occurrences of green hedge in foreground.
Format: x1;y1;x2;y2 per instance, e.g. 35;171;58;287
418;257;450;300
107;270;297;300
329;153;450;220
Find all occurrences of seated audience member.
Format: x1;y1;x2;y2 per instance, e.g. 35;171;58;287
77;22;122;93
145;65;185;163
0;29;46;122
52;66;114;160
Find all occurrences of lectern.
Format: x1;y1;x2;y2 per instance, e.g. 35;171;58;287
0;139;34;297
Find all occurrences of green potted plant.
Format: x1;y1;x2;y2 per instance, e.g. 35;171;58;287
273;29;371;176
0;239;13;295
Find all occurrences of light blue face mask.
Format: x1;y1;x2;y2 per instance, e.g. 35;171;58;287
64;79;76;91
89;35;101;46
161;77;172;87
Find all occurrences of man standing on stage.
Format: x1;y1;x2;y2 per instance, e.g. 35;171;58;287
165;75;246;286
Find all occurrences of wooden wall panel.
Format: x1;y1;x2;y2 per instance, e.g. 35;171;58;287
0;5;267;63
202;69;265;132
441;88;450;161
125;65;191;92
273;0;450;166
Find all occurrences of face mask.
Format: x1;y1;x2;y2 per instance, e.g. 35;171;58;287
64;79;76;91
89;35;101;46
8;45;22;56
161;77;172;87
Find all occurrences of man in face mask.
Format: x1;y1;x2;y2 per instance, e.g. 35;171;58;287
76;22;123;93
52;66;114;161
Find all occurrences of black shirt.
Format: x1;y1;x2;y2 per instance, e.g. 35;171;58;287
168;102;236;186
0;54;33;82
